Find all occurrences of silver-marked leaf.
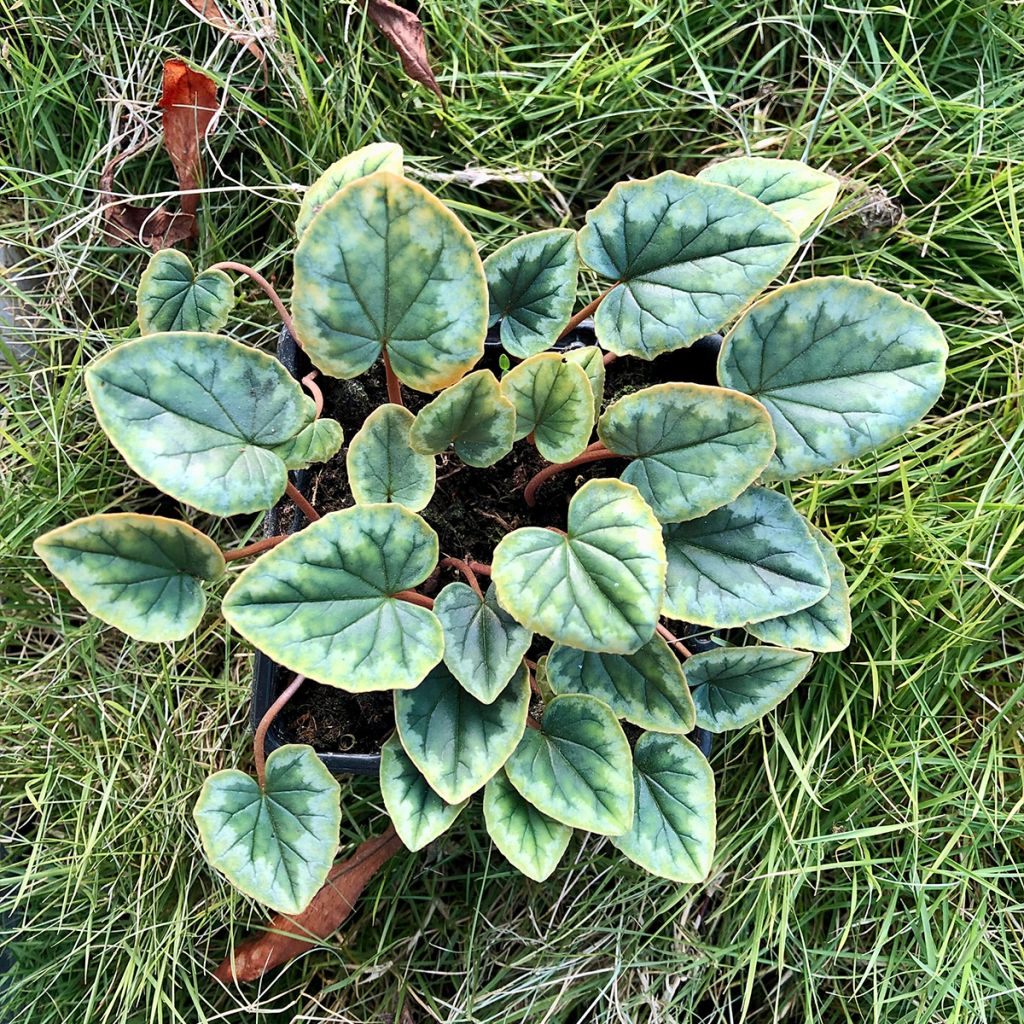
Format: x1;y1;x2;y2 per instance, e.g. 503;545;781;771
270;418;344;470
684;645;814;732
500;352;595;463
598;383;776;522
347;404;435;511
610;732;715;882
395;662;530;804
86;333;317;516
547;634;695;733
434;582;532;703
408;370;515;467
380;733;466;851
504;693;633;835
577;172;798;359
485;228;578;358
484;768;572;881
718;278;948;480
746;525;851;652
492;479;666;653
296;142;404;238
222;505;441;691
136;249;234;334
193;744;341;915
565;345;605;408
698;157;838;235
34;513;223;642
293;172;487;392
663;487;829;628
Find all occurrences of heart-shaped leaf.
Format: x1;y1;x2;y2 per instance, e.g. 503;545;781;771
484;228;578;358
483;768;572;881
193;744;341;915
684;645;814;732
137;249;235;334
598;383;776;522
434;582;532;703
565;345;605;408
718;278;948;480
746;525;852;652
663;487;829;628
408;370;515;467
380;733;466;851
222;505;442;691
697;157;838;235
86;332;318;516
270;418;345;470
503;693;633;835
546;634;695;733
293;172;487;392
395;662;530;804
610;733;715;882
34;513;224;642
499;352;595;463
577;172;797;359
296;142;404;238
346;404;435;511
492;479;666;653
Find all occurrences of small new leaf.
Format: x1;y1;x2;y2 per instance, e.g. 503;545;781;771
137;249;234;334
347;404;435;511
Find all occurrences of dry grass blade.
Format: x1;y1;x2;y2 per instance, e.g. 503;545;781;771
179;0;267;70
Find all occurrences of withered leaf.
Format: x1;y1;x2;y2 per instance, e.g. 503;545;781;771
363;0;443;102
178;0;268;78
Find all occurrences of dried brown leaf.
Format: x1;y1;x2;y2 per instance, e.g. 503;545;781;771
363;0;443;102
179;0;267;72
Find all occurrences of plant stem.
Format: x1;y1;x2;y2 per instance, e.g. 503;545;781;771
382;348;404;407
222;534;288;561
602;351;618;367
254;673;306;789
394;589;434;609
557;286;614;342
286;480;321;522
301;370;324;418
523;445;624;506
209;261;297;340
438;556;484;598
656;622;693;659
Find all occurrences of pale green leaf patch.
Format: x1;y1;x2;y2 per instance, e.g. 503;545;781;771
684;645;814;732
504;693;633;835
598;383;776;522
346;404;435;511
137;249;235;335
485;228;578;358
492;478;666;653
484;769;572;881
663;487;829;628
86;332;319;516
565;345;606;408
270;418;344;470
34;513;224;643
293;172;487;392
718;277;948;480
610;733;715;882
222;505;442;692
193;744;341;915
577;171;798;359
395;661;530;804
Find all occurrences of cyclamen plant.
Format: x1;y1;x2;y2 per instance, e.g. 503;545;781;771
35;143;947;915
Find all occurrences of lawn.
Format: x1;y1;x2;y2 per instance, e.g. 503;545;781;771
2;1;1023;1021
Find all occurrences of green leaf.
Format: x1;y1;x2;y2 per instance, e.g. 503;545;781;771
577;172;798;359
346;404;435;511
684;645;814;732
137;250;234;335
193;744;341;915
697;157;838;235
484;769;572;881
380;734;466;851
499;352;595;463
34;513;224;642
546;634;695;733
565;345;606;408
296;142;404;238
746;525;852;652
503;694;633;835
484;228;578;358
408;370;516;467
718;278;948;480
434;582;533;703
662;487;829;628
293;172;487;393
598;383;776;523
610;733;715;882
270;418;344;470
533;654;555;703
86;332;318;516
395;662;530;804
222;505;442;691
492;479;666;653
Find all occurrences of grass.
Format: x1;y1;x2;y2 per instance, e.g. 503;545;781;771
2;0;1023;1020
